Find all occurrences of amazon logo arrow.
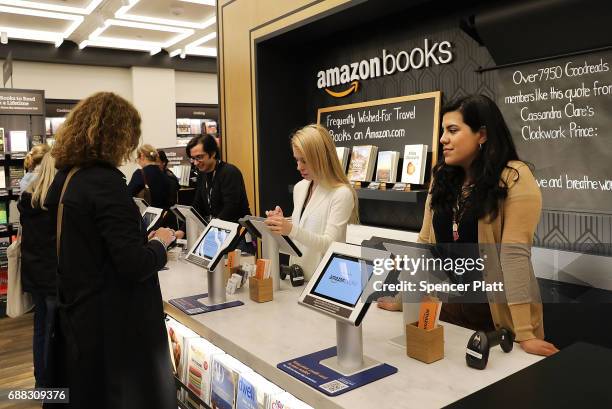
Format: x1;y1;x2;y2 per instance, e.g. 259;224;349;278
325;81;360;98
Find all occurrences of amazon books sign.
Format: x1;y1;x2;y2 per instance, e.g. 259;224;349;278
316;39;453;97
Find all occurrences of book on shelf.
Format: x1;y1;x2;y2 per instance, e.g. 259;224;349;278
335;147;350;172
9;130;28;153
347;145;378;182
177;119;192;135
0;169;5;190
45;119;53;136
236;371;285;409
185;338;224;407
189;119;202;135
0;202;6;224
375;150;400;183
211;354;252;409
50;118;66;135
9;167;24;192
401;144;428;185
0;128;5;154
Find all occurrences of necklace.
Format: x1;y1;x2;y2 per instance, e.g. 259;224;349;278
452;184;474;242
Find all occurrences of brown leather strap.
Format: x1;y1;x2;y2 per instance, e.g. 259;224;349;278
56;167;80;258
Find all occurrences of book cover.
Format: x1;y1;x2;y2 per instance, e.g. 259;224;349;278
177;119;192;135
375;151;400;183
335;147;350;172
401;144;428;185
0;169;5;190
347;145;378;182
268;392;314;409
0;128;5;153
165;317;200;382
417;295;441;330
9;130;28;153
0;202;7;224
236;372;285;409
9;167;24;192
186;338;225;407
211;355;252;409
45;119;52;136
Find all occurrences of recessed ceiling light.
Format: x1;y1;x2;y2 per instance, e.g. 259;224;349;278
179;0;215;5
0;0;103;15
115;0;216;29
0;5;83;43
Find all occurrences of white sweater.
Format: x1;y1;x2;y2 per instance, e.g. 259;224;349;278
289;179;354;280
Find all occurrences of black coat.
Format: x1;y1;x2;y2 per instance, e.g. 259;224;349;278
18;192;57;295
193;161;251;223
44;163;175;409
127;164;171;209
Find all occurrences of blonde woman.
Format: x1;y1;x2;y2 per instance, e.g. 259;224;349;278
265;124;358;281
127;144;171;208
20;144;50;191
17;152;57;387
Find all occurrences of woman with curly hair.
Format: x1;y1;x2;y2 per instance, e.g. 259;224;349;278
44;92;176;409
379;95;558;357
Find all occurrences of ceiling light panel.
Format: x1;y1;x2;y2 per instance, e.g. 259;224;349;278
0;5;83;42
0;0;103;15
115;0;216;29
83;18;193;53
179;0;215;5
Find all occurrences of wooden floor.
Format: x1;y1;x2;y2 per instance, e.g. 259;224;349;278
0;314;40;409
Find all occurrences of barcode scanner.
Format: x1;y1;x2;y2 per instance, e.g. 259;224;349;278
280;264;305;287
466;327;514;370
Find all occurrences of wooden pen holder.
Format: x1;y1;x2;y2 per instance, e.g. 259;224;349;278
249;277;273;303
406;321;444;363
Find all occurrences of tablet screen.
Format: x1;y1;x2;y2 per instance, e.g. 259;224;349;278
142;211;158;230
194;227;231;260
311;254;374;307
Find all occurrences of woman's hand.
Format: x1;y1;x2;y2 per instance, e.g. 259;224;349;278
264;206;292;235
265;206;284;218
174;230;185;240
376;296;402;311
150;227;175;248
519;338;559;356
265;214;292;236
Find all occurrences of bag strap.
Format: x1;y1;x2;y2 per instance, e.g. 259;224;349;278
140;168;149;188
56;167;80;258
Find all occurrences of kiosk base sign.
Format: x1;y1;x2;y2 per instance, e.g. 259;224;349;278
169;293;243;315
277;347;397;396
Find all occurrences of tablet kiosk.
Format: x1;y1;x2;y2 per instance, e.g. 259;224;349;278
297;242;392;376
184;219;241;306
239;215;303;291
186;219;239;270
133;198;149;215
142;206;163;231
171;205;208;251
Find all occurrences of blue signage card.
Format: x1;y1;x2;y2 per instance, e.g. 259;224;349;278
277;347;397;396
169;293;243;315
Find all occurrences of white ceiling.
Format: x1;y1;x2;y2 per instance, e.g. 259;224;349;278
0;0;217;57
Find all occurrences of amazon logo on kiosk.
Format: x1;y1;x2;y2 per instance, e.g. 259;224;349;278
317;39;453;97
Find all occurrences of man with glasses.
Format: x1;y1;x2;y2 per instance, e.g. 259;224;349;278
184;133;251;225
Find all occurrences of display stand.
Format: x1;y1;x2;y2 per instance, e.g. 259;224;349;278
261;230;281;291
278;242;397;396
171;219;244;314
320;321;380;375
239;216;302;292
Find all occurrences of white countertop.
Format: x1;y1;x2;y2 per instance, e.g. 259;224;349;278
160;259;542;409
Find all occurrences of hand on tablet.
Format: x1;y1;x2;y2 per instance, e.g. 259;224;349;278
265;207;292;236
265;206;284;218
150;227;176;248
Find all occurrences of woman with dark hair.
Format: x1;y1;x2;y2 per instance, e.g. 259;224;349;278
44;92;176;408
379;94;558;357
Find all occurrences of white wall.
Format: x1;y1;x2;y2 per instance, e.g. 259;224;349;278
5;60;133;101
175;71;218;104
